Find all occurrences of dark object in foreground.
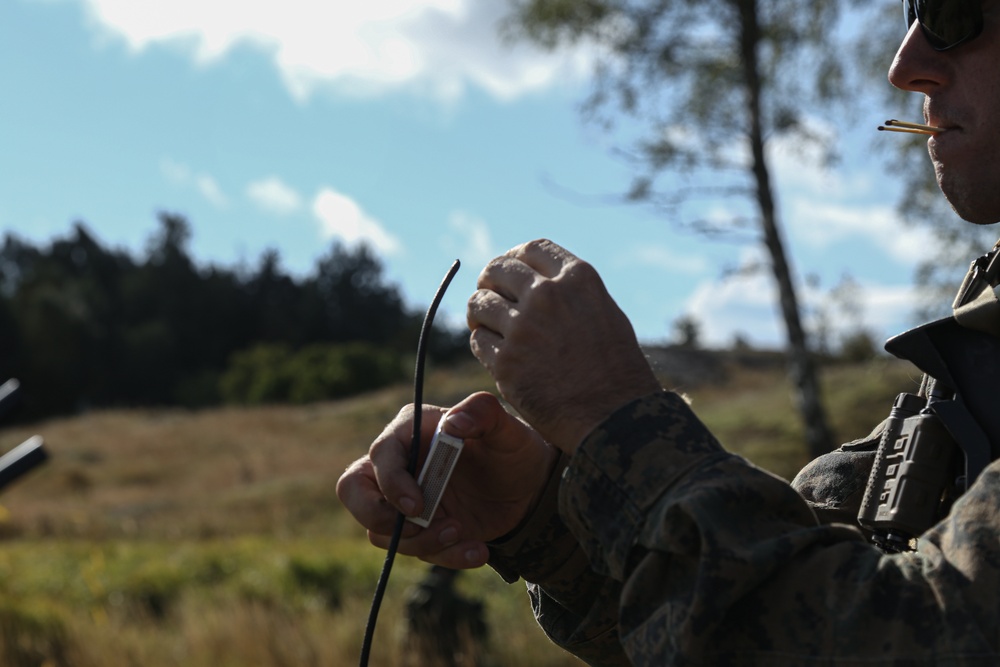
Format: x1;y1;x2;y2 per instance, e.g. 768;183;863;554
0;379;48;493
404;566;489;667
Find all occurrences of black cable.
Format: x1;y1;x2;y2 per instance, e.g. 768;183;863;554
359;259;460;667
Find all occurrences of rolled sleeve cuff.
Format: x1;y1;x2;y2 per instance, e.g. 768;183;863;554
559;390;728;580
487;451;593;588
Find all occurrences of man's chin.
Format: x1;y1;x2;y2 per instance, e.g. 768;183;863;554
950;202;1000;226
939;177;1000;225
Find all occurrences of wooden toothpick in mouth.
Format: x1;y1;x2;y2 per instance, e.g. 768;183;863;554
877;119;945;135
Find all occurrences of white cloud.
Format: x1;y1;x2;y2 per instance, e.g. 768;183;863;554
160;158;228;208
787;199;937;265
685;272;783;348
311;187;401;255
76;0;595;102
847;282;921;334
160;157;190;183
684;269;921;350
623;243;710;275
246;176;303;215
766;117;841;193
445;211;496;269
196;174;228;208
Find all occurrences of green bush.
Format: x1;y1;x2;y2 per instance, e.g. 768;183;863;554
286;556;347;610
219;344;295;405
220;342;404;405
121;561;190;619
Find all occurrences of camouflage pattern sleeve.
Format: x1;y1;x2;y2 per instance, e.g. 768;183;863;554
790;418;883;528
488;453;631;665
559;390;1000;665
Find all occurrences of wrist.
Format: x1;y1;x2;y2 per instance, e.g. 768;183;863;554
549;378;664;455
488;449;570;583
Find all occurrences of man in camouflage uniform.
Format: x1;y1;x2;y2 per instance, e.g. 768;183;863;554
338;2;1000;663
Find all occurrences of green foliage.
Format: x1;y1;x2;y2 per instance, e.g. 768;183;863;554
838;330;880;363
122;560;190;618
219;344;296;405
285;343;404;403
219;342;406;405
506;0;858;184
0;599;71;667
671;314;701;348
0;539;376;615
285;556;347;610
0;534;578;667
0;214;464;420
504;0;610;47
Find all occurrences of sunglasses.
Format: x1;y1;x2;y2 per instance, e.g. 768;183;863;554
905;0;984;51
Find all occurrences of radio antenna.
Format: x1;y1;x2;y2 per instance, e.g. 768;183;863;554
359;259;460;667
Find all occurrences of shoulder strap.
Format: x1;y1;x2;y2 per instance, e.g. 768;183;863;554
952;238;1000;337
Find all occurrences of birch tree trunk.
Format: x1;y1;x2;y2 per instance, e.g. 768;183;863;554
738;0;833;457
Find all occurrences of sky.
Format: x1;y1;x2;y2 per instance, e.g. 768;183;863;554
0;0;954;350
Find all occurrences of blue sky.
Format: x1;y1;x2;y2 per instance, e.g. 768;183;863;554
1;0;951;349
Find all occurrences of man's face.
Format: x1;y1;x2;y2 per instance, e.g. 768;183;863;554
889;1;1000;224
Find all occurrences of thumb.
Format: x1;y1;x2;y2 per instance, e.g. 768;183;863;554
440;392;515;440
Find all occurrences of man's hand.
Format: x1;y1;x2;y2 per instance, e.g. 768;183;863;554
467;239;661;454
336;391;558;570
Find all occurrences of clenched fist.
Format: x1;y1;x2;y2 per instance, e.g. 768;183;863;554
467;239;661;454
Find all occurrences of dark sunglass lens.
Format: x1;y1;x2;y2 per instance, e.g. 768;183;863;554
912;0;982;50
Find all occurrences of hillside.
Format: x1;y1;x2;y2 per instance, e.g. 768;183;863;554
0;353;922;666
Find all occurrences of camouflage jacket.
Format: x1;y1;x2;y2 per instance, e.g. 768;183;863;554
488;390;1000;666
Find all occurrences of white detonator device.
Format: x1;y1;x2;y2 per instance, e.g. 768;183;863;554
406;417;464;528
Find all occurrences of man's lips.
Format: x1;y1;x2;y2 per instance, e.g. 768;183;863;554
927;120;957;132
924;107;962;133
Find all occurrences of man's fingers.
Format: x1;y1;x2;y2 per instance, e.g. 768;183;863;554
477;239;576;296
419;542;490;570
510;239;578;278
476;255;536;299
469;327;502;372
467;289;515;338
346;403;449;522
367;518;490;570
336;458;417;536
439;391;511;440
369;432;425;517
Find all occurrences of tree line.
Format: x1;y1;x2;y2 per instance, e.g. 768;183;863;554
0;214;467;422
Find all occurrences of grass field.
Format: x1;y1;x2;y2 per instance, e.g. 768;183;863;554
0;354;921;666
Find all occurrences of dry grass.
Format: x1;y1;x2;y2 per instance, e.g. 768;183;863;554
686;355;917;480
0;361;496;541
0;354;917;666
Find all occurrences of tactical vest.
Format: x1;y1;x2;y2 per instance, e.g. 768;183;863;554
856;239;1000;551
792;242;1000;551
